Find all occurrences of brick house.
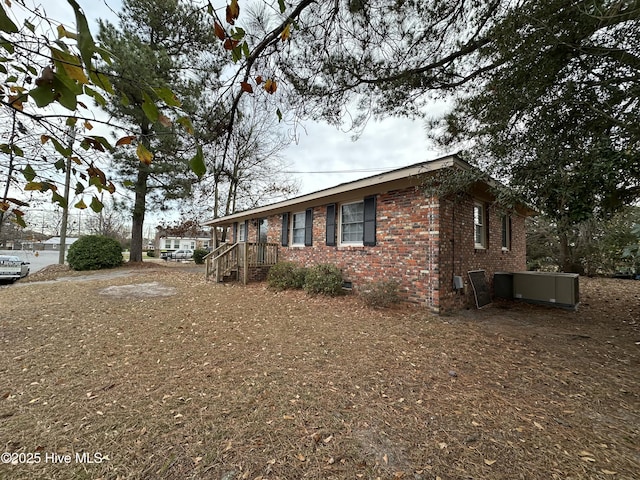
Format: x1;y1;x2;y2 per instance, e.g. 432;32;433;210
203;155;534;312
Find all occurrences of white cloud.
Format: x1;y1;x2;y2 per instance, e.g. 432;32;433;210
41;0;120;30
284;114;451;195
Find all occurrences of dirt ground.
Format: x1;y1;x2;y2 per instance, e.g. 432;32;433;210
0;265;638;480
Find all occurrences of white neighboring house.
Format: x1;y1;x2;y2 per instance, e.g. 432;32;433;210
157;235;212;255
154;224;212;259
42;237;80;250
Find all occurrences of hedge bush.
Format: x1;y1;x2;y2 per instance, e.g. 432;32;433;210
360;280;400;308
267;261;307;290
67;235;123;271
304;264;344;296
193;249;208;265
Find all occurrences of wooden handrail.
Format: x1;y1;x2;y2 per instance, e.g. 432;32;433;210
212;242;238;262
204;243;229;260
205;242;279;282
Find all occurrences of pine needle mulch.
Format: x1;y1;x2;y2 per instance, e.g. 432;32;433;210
1;268;638;480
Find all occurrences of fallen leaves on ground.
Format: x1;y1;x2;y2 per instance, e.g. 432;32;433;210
1;268;639;479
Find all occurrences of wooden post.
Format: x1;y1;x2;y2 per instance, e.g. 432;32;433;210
216;254;221;283
243;242;249;285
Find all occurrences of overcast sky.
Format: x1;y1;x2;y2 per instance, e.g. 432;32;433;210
44;0;450;198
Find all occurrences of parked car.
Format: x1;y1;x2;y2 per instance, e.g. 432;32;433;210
0;255;30;283
170;249;194;260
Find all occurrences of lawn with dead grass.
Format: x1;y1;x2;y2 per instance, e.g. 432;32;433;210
1;266;638;479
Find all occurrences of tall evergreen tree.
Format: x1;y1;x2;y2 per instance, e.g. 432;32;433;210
429;0;640;271
97;0;221;262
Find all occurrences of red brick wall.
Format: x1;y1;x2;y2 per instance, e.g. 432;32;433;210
438;195;527;311
252;186;526;312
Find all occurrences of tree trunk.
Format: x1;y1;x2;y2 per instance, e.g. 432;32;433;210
559;231;572;273
129;166;149;263
0;111;18;237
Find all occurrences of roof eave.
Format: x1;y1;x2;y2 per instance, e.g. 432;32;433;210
203;154;464;227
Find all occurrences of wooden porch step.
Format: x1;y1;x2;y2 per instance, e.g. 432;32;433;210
221;270;238;282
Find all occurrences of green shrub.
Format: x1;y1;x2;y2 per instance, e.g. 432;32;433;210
193;249;208;265
146;250;155;257
67;235;123;271
267;261;306;290
360;280;401;308
304;264;344;296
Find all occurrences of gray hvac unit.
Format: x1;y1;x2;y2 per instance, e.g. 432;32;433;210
512;271;579;309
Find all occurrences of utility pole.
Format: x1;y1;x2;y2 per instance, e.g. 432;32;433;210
58;126;76;264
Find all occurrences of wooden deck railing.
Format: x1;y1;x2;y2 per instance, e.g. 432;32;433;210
205;242;279;283
243;242;279;267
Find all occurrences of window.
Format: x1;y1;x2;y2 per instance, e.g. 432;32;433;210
336;197;376;246
474;203;486;249
258;218;268;243
341;201;364;244
292;211;306;245
501;214;511;250
238;222;246;242
164;239;171;249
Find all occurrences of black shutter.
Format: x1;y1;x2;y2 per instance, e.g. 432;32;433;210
363;195;377;246
281;213;289;247
485;205;489;247
232;222;238;243
326;204;336;246
304;208;313;246
244;219;249;242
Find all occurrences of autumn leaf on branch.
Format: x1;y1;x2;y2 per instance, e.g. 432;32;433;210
51;47;89;84
280;23;291;42
87;165;107;187
90;196;103;213
35;65;55;87
226;0;240;25
117;133;161;148
224;38;240;51
24;182;44;191
189;145;206;179
136;143;153;165
158;114;172;128
214;21;226;41
264;79;277;94
8;94;25;111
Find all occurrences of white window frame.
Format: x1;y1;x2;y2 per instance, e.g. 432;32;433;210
238;223;246;242
339;200;365;246
291;211;306;246
474;202;486;249
501;214;511;251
